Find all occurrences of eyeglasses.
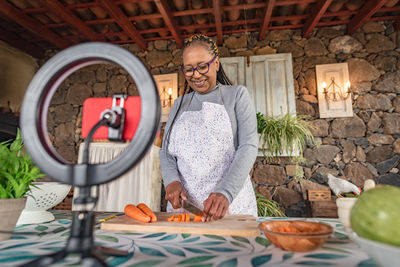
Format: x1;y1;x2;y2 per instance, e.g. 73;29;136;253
181;56;217;77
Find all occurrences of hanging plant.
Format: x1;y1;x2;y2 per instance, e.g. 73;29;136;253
256;112;314;160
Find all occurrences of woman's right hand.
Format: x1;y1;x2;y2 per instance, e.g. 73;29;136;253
165;181;186;209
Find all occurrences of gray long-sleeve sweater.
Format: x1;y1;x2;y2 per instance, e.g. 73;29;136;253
159;84;258;203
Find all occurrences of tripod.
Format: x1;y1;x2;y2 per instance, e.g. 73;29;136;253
23;187;129;267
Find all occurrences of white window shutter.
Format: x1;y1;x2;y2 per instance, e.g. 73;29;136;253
221;54;296;116
220;54;297;156
219;56;245;86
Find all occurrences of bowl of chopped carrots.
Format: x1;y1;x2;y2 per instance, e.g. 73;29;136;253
259;220;333;252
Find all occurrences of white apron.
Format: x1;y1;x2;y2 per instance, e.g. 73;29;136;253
168;92;257;216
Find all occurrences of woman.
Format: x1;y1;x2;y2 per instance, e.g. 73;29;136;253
160;34;258;221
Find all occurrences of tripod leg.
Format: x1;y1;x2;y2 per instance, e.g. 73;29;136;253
80;249;109;267
98;245;130;256
22;250;68;267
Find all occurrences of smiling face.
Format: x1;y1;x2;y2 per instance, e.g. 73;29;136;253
182;44;219;94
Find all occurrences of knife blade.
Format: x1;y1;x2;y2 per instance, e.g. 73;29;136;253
181;199;204;216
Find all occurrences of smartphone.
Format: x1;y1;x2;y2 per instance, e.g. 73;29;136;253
81;96;141;140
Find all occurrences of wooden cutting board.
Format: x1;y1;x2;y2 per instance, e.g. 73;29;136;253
101;212;260;237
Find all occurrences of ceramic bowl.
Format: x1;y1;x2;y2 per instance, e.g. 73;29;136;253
336;197;358;232
259;220;333;252
350;231;400;267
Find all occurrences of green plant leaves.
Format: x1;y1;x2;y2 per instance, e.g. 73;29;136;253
256;193;286;217
256;112;314;159
0;129;44;199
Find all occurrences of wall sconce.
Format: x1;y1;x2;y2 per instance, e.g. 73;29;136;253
322;78;351;109
160;87;173;108
153;73;178;122
316;63;353;118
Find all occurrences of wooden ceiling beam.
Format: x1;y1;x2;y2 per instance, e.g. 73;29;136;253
0;0;69;48
40;0;103;42
98;0;146;50
302;0;332;38
223;3;265;11
154;0;183;48
275;0;317;5
213;0;223;45
0;27;44;58
259;0;276;41
348;0;388;34
174;8;213;16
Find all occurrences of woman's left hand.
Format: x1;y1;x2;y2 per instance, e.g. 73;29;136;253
203;193;229;221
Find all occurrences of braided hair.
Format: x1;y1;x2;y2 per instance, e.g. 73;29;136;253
163;34;232;150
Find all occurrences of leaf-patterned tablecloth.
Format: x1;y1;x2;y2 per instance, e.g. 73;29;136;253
0;211;376;267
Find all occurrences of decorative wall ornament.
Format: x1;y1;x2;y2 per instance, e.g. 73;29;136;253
153;73;178;122
316;63;353;118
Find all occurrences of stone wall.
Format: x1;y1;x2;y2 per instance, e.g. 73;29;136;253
47;21;400;215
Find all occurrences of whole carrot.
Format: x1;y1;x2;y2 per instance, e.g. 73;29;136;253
124;204;150;223
137;203;157;222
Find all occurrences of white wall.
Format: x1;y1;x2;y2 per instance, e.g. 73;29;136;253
0;41;38;112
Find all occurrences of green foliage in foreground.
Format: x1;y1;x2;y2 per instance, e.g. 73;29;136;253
0;130;44;199
256;192;286;217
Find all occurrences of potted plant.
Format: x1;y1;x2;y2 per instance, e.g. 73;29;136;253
257;112;314;160
0;130;44;241
255;112;314;216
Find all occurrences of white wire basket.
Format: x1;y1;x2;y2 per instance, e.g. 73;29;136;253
16;182;71;225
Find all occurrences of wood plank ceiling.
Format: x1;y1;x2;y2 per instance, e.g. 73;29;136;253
0;0;399;58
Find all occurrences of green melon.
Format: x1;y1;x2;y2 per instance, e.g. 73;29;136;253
350;185;400;247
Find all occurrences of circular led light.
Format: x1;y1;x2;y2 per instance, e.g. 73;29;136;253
20;42;160;186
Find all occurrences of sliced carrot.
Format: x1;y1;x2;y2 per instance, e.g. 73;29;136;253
185;213;190;222
167;215;175;222
193;215;203;222
124;204;150;223
137;203;157;222
173;217;181;222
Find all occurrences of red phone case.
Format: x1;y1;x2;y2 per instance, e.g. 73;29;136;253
81;97;141;140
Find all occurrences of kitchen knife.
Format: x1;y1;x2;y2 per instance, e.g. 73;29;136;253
181;199;204;216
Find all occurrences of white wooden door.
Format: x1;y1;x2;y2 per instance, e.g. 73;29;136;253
220;54;297;156
221;54;296;116
246;54;296;117
219;56;245;86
